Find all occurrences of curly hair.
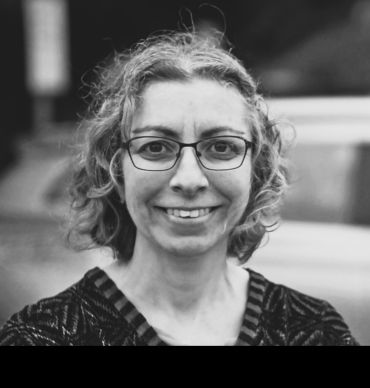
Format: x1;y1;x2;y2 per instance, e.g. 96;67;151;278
67;30;291;264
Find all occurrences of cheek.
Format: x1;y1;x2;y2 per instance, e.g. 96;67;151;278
124;173;149;210
218;166;252;209
231;185;251;215
122;161;147;218
215;176;251;231
122;162;166;218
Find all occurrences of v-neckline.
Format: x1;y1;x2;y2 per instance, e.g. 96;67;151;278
85;266;266;346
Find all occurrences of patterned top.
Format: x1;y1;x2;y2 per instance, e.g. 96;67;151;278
0;267;359;346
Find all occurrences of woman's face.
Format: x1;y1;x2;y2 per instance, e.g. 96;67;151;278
122;78;253;258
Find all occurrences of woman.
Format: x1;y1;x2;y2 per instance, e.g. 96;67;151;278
0;31;359;345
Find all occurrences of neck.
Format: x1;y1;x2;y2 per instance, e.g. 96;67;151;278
113;234;234;316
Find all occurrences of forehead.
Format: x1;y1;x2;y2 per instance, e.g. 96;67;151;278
131;79;251;138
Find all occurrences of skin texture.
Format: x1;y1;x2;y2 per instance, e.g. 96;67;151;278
123;78;253;260
105;79;253;344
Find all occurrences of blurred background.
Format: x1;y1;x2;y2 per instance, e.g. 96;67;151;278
0;0;369;344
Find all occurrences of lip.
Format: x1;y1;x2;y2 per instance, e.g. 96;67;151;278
154;206;221;211
154;206;220;226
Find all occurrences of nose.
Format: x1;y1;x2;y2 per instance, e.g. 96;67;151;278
169;147;209;196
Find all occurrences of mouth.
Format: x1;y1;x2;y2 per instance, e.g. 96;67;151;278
155;206;219;220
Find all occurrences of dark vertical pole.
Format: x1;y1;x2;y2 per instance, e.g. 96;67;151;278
0;0;29;175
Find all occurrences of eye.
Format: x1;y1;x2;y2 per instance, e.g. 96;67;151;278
211;141;230;153
133;139;178;159
145;142;166;153
138;140;176;154
206;140;237;155
199;137;245;161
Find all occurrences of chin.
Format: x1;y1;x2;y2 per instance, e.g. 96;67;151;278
157;235;221;258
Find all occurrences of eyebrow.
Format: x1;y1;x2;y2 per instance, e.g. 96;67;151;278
131;125;247;139
131;126;179;138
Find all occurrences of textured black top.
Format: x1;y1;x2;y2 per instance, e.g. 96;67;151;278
0;267;359;346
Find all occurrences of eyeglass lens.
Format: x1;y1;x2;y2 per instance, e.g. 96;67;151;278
128;136;248;171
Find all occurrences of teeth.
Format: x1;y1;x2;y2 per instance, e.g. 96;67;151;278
165;208;212;218
180;210;190;217
190;210;199;218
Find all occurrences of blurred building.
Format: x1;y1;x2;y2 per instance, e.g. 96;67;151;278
0;0;362;135
257;0;370;95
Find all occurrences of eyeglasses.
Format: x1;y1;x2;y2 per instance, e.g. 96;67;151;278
121;136;253;171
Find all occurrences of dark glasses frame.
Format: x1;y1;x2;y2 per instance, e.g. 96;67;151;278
121;135;254;171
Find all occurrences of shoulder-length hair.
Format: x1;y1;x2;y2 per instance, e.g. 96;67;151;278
67;30;291;264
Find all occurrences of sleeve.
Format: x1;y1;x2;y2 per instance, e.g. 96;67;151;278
321;301;360;346
0;322;50;346
0;299;72;346
0;318;67;346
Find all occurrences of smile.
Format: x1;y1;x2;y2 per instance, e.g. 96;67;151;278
165;208;212;218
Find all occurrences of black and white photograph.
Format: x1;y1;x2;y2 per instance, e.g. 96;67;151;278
0;0;369;346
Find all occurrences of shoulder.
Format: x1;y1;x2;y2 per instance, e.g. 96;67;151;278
0;268;112;346
0;288;77;345
248;269;359;346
